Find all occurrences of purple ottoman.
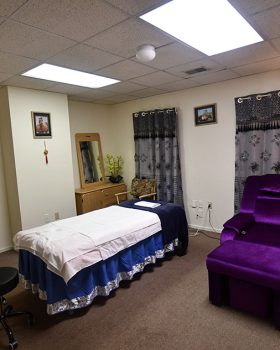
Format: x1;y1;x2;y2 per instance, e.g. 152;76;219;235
206;240;280;328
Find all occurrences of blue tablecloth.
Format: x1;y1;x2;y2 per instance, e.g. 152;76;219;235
119;200;188;255
19;230;178;315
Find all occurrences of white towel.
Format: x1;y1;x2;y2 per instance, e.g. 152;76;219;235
134;201;161;208
14;206;161;283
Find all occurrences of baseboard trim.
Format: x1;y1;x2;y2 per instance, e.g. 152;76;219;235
0;245;13;253
188;224;221;234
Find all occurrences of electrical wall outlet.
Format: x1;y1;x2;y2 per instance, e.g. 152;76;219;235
197;208;203;218
191;200;197;208
44;213;50;223
198;200;203;208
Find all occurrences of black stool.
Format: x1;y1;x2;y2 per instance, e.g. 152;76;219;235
0;267;33;349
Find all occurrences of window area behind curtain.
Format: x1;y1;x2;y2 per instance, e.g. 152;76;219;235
133;108;184;206
235;90;280;212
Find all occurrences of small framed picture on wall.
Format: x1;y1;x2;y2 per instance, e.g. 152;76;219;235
32;112;52;138
194;104;217;126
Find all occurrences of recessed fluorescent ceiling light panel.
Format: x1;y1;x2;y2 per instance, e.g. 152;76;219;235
140;0;263;55
22;63;120;88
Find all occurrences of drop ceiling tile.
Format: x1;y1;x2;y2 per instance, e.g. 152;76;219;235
229;0;280;15
3;75;56;89
270;37;280;52
91;99;116;105
166;58;224;78
212;41;279;68
68;95;99;103
0;20;75;60
252;5;280;39
96;60;156;80
0;0;27;17
47;44;123;72
85;18;174;58
231;56;280;75
0;52;38;74
45;83;94;96
0;0;279;103
130;71;179;87
129;87;166;98
69;89;115;99
100;81;146;93
191;70;240;85
93;94;137;104
155;79;200;92
11;0;128;41
105;0;171;15
0;72;14;83
134;42;205;70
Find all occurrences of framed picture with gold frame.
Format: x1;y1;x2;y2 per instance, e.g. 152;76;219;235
32;112;52;138
194;104;217;126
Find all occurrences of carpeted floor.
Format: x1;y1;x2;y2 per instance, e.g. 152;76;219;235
0;233;279;350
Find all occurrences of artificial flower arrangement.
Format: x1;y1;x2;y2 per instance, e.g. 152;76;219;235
105;154;124;183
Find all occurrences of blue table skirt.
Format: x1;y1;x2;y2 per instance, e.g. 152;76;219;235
19;231;178;315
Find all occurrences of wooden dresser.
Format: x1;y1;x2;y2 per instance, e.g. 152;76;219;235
75;182;127;215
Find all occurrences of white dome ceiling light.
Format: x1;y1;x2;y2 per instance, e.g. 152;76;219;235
136;44;156;62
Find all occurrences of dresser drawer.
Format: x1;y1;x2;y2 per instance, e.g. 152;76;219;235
103;197;117;207
75;191;103;214
75;183;127;214
102;184;125;197
102;184;126;206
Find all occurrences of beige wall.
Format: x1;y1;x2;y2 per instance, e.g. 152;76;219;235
7;87;76;231
68;100;114;188
0;88;13;250
0;140;12;251
110;70;280;231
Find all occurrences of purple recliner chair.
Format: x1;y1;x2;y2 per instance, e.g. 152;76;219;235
221;174;280;246
206;174;280;328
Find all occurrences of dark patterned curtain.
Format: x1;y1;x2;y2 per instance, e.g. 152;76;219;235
235;90;280;212
133;108;184;206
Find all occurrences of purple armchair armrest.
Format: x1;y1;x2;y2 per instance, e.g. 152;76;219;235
221;213;255;244
223;213;255;234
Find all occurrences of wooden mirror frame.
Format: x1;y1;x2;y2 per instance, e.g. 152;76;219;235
75;133;106;189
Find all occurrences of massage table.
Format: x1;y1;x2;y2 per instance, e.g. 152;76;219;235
14;201;188;314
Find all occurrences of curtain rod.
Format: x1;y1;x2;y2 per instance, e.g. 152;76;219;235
237;91;280;103
134;108;177;117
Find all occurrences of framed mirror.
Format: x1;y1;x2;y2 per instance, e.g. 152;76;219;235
75;133;106;189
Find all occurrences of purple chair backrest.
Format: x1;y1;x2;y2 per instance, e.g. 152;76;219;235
240;174;280;212
239;176;262;213
255;175;280;224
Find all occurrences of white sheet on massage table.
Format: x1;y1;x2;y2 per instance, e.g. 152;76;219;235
14;205;161;283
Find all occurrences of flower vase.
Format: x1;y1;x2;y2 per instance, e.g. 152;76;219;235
109;175;123;183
